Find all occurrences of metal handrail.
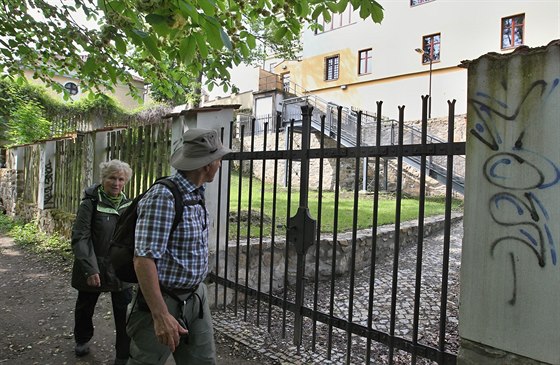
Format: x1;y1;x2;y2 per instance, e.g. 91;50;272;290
279;97;465;193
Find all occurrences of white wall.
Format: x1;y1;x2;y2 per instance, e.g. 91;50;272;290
460;42;560;364
204;63;260;100
299;0;560;119
172;107;234;254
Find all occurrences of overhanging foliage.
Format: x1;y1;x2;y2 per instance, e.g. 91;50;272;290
0;0;383;101
0;77;171;146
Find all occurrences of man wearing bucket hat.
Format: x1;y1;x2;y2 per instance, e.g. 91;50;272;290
126;128;230;365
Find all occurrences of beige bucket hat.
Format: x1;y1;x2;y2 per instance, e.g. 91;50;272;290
170;128;231;171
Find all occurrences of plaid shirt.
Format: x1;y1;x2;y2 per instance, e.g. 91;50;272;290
135;173;208;289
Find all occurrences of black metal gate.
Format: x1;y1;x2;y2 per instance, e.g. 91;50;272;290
210;96;465;364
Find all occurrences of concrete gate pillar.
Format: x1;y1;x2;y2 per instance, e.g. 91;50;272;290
459;41;560;364
170;105;236;254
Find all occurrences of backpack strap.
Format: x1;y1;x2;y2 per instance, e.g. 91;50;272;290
82;183;100;228
155;178;184;233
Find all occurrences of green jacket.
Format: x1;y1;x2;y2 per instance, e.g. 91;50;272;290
71;184;133;292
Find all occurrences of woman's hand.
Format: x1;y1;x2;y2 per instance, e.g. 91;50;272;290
86;273;101;287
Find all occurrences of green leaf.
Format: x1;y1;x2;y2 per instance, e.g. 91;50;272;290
359;3;369;19
198;0;216;16
145;14;171;36
97;0;107;12
143;35;161;60
114;35;127;54
311;5;324;20
246;33;256;49
132;29;149;39
326;1;337;12
125;29;144;46
220;28;232;50
107;66;117;83
370;1;384;23
82;57;97;75
145;13;167;25
238;42;249;58
178;0;199;23
273;26;288;42
336;0;349;13
194;33;209;59
179;36;196;64
201;15;223;49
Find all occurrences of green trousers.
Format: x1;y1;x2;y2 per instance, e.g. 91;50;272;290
126;283;216;365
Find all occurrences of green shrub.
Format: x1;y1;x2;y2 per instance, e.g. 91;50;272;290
0;214;15;234
3;218;72;261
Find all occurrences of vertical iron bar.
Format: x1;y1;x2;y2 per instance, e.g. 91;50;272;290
362;157;368;191
366;101;383;364
346;111;363;365
243;119;256;321
388;106;406;365
256;124;268;327
293;105;313;348
283;127;289;187
312;115;326;352
412;95;429;365
268;114;281;332
214;126;225;311
438;100;457;363
327;106;343;360
222;122;234;310
282;119;295;339
234;126;245;316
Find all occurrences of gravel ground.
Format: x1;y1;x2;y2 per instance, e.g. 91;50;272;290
1;219;462;365
211;220;463;365
0;234;271;365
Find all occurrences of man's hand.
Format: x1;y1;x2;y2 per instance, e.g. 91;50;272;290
86;273;101;287
134;256;189;352
153;313;189;352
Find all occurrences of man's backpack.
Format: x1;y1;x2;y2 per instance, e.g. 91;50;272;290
107;177;196;283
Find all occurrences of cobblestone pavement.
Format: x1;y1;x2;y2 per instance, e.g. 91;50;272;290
212;218;463;365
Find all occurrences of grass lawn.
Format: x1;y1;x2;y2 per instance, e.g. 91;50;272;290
226;173;462;239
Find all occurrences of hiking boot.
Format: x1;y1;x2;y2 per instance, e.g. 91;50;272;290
74;342;90;356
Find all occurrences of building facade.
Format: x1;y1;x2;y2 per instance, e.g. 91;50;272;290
23;69;148;111
275;0;560;120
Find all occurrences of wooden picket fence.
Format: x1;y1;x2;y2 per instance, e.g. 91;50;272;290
53;135;85;213
15;118;173;216
106;120;173;199
22;145;40;204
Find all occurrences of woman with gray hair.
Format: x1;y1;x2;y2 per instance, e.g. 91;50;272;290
70;159;133;365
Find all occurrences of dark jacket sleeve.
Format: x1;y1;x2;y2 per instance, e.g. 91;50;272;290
71;199;99;277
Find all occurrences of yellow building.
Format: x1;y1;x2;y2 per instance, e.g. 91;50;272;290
23;69;148;111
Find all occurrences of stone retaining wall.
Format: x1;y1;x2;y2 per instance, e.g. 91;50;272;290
0;168;74;236
0;169;20;216
209;213;463;302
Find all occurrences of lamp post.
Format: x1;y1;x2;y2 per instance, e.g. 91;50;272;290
415;48;432;118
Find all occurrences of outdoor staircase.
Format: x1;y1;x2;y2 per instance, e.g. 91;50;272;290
280;93;465;195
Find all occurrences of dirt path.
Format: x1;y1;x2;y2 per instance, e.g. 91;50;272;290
0;234;265;365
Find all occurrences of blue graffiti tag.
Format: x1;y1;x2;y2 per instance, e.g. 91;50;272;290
469;78;559;305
